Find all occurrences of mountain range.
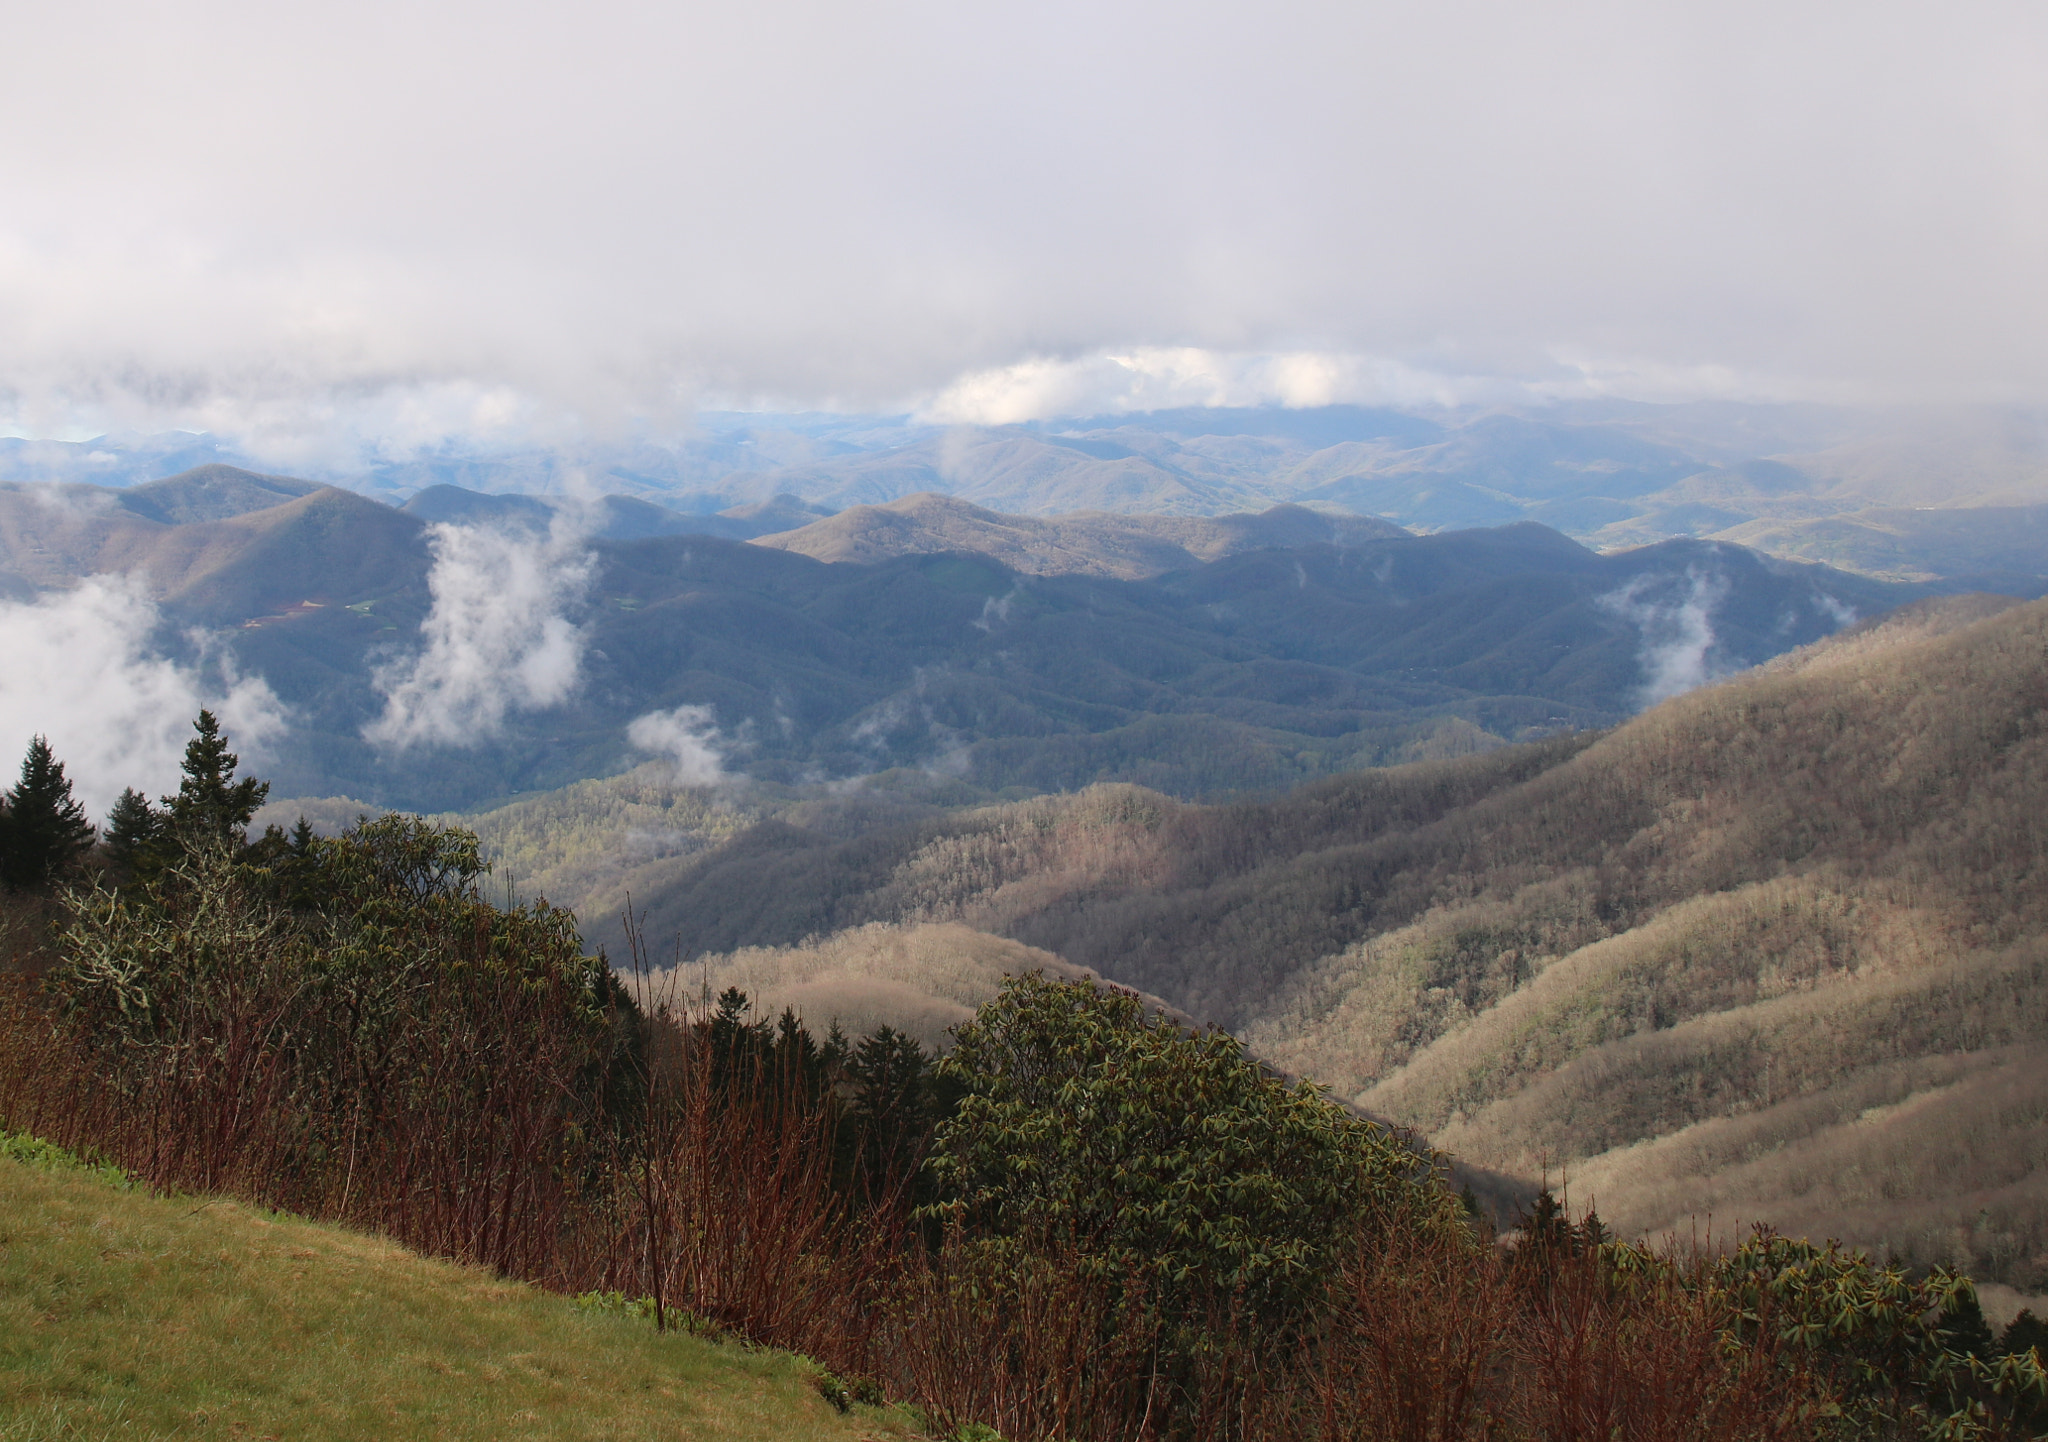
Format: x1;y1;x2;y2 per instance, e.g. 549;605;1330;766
750;493;1407;579
7;402;2048;592
0;464;1922;812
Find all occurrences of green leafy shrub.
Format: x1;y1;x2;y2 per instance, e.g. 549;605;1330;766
812;1370;853;1412
921;973;1460;1325
47;813;637;1254
1588;1227;2048;1440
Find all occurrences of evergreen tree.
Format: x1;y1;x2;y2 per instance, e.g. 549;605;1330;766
1516;1189;1575;1257
103;787;165;882
0;736;95;890
843;1025;937;1188
2002;1308;2048;1359
1939;1289;1998;1361
162;710;268;851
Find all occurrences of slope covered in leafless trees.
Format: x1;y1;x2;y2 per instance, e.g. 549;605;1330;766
596;595;2048;1289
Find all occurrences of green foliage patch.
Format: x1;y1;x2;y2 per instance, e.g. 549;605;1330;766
922;974;1459;1325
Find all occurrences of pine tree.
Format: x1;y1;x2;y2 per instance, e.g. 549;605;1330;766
104;787;165;882
1518;1189;1574;1256
2001;1309;2048;1359
1940;1290;1998;1361
0;736;95;890
162;710;269;851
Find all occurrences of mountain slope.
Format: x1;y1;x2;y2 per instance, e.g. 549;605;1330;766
143;486;432;622
751;493;1407;578
0;473;403;606
582;596;2048;1284
113;463;323;524
1710;503;2048;588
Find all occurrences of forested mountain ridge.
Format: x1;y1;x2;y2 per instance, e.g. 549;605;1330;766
573;595;2048;1290
749;492;1408;578
1;465;1915;809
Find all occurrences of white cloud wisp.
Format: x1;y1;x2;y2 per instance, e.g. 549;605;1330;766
626;704;730;787
365;517;594;749
1598;567;1736;710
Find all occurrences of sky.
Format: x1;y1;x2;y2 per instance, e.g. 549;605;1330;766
1;0;2044;465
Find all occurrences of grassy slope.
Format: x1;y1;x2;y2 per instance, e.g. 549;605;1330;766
0;1146;915;1442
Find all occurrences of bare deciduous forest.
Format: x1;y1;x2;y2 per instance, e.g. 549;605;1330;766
582;594;2048;1293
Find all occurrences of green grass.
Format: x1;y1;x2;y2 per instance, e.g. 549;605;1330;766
0;1141;920;1441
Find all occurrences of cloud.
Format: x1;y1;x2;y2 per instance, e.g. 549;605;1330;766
0;575;285;819
0;0;2044;456
626;705;729;787
971;589;1019;633
1597;566;1735;710
364;516;593;749
1813;592;1860;629
917;349;1516;426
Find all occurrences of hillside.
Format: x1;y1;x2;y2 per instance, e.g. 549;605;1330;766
112;463;323;524
576;595;2048;1288
0;470;416;612
750;492;1407;578
0;1140;914;1440
1710;503;2048;588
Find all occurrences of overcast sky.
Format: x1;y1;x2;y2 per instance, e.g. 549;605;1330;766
2;0;2043;459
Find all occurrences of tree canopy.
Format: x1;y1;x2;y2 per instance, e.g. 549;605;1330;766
163;709;268;850
0;736;95;891
921;973;1458;1321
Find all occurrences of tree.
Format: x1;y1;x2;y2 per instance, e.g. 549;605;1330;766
921;974;1457;1323
843;1024;939;1190
0;736;95;890
162;710;268;851
104;788;166;883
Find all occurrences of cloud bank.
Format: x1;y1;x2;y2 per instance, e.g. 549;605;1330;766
0;576;285;819
1;0;2043;459
365;519;594;749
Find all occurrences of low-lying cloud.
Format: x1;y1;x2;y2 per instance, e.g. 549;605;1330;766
1598;567;1735;710
365;517;593;749
0;575;285;819
626;704;730;787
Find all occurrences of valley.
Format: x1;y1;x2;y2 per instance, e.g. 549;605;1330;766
492;595;2048;1295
